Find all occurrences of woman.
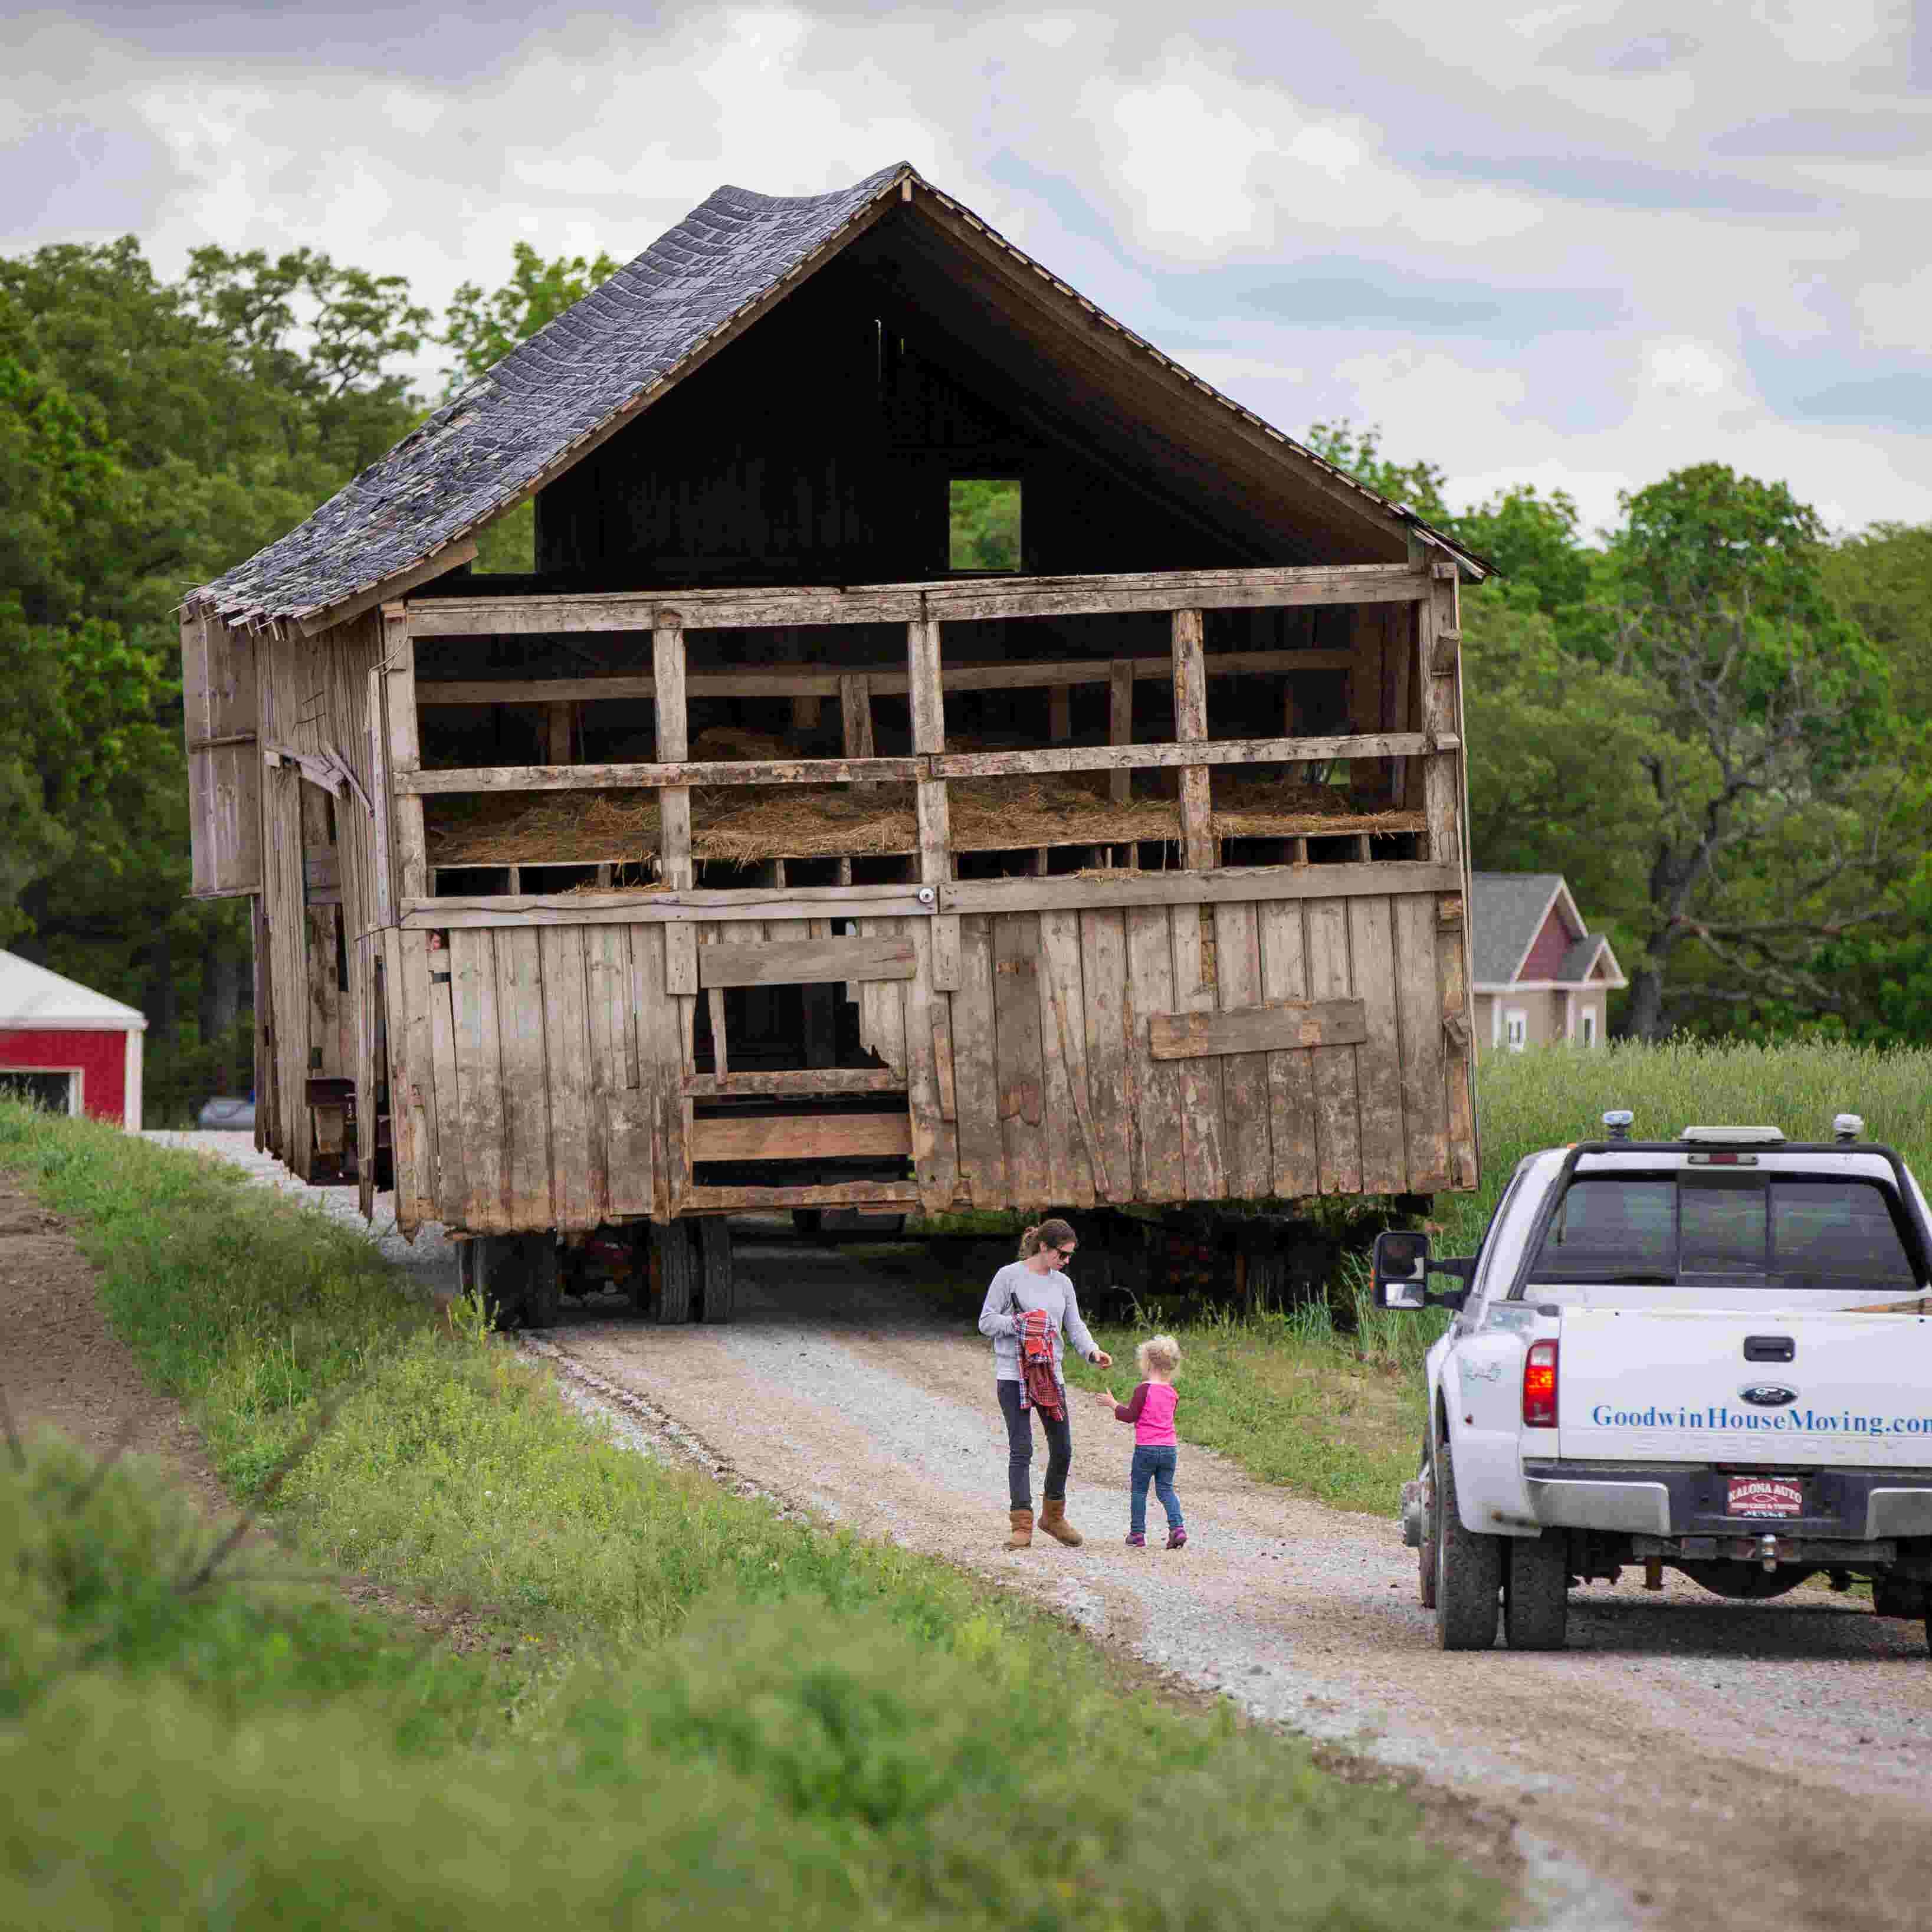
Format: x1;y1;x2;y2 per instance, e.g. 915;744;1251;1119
978;1218;1112;1549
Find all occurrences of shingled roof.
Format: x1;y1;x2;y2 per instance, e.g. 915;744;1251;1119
188;162;1483;630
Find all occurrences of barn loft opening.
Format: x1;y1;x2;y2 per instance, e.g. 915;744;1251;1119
948;478;1021;572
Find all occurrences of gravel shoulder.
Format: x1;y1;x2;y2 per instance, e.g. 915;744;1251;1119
150;1136;1932;1932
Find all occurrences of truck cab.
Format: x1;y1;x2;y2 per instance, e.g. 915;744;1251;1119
1375;1113;1932;1651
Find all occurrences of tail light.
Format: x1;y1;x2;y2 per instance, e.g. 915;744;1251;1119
1523;1340;1559;1428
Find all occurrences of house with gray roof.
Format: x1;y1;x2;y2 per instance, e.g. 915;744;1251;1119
1471;874;1625;1049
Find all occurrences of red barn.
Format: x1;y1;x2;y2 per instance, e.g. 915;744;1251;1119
0;950;146;1129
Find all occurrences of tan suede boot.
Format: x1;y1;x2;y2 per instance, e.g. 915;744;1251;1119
1006;1507;1034;1549
1039;1499;1084;1547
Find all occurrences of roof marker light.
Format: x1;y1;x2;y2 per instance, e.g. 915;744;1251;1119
1834;1113;1864;1143
1679;1126;1787;1146
1602;1109;1633;1141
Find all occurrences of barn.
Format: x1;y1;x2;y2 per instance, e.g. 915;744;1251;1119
0;950;146;1129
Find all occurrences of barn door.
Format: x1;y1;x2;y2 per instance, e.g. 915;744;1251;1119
181;610;260;897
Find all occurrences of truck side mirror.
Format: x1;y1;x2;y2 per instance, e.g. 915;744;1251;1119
1372;1230;1431;1310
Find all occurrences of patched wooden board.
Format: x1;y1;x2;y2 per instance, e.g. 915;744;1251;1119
698;936;915;987
1147;999;1367;1060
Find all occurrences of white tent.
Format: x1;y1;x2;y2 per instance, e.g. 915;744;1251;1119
0;950;148;1129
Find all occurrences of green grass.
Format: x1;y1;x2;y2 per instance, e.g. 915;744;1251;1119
0;1103;1506;1932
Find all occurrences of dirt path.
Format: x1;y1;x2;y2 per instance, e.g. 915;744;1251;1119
139;1141;1932;1931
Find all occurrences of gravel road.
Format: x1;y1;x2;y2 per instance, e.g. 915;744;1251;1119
153;1134;1932;1932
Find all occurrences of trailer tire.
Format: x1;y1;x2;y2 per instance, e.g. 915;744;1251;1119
465;1234;525;1329
654;1222;696;1324
698;1218;735;1324
1433;1435;1500;1651
521;1234;561;1330
1504;1532;1570;1650
791;1209;824;1239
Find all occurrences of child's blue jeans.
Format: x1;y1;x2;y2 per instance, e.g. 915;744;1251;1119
1129;1444;1182;1535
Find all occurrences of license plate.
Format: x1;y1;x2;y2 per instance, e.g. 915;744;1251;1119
1727;1475;1803;1518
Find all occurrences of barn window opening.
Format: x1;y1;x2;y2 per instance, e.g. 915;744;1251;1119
949;478;1022;572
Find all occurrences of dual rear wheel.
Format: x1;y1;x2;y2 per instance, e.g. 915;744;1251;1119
465;1220;736;1327
1429;1432;1569;1651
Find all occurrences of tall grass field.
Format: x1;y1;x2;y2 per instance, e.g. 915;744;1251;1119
0;1103;1504;1932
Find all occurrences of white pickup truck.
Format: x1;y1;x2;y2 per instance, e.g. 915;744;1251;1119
1373;1114;1932;1651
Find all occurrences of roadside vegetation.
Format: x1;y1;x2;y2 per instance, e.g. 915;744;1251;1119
950;1040;1932;1516
0;1101;1504;1932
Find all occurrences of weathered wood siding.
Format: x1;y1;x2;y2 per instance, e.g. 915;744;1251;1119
182;610;261;897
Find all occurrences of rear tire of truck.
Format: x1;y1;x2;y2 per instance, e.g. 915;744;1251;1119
1418;1442;1438;1610
654;1222;696;1324
521;1234;561;1330
1504;1533;1569;1650
1433;1437;1500;1651
698;1218;735;1324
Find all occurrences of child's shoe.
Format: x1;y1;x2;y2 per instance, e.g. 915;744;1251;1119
1166;1527;1188;1550
1125;1532;1146;1547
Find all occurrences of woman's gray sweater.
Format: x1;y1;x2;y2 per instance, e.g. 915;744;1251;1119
978;1262;1099;1386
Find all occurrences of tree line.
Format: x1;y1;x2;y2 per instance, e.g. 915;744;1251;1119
2;236;1927;1121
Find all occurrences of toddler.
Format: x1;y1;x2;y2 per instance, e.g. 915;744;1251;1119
1095;1334;1186;1549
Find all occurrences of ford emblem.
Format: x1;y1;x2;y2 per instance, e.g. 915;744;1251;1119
1739;1383;1798;1408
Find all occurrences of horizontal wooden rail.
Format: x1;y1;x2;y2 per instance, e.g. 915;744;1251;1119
681;1068;907;1098
698;936;915;987
930;731;1449;778
414;645;1354;708
396;733;1454;796
688;1113;914;1162
939;860;1462;916
402;885;932;928
680;1182;922;1211
398;755;921;795
405;562;1431;638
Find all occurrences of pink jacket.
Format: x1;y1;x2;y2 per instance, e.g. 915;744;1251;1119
1113;1381;1179;1446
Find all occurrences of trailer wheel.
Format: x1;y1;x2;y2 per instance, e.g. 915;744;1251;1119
698;1217;735;1324
654;1222;696;1324
465;1234;526;1329
1432;1435;1500;1651
521;1233;561;1330
791;1209;824;1239
628;1225;657;1317
1504;1532;1570;1650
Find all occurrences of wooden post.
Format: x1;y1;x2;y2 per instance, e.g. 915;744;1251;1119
1048;683;1072;743
908;614;960;989
543;701;576;764
381;606;428;903
1419;578;1461;872
1108;658;1133;806
1172;608;1212;869
654;615;698;995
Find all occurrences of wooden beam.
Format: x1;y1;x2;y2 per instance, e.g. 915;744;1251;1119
402;883;931;927
1147;999;1367;1059
680;1181;921;1210
941;860;1461;916
296;541;476;638
402;565;1429;640
1172;608;1212;869
908;614;960;989
412;647;1355;708
682;1068;907;1098
654;616;696;998
930;731;1443;779
397;754;921;795
1108;657;1133;806
697;936;916;987
688;1113;913;1162
381;608;428;902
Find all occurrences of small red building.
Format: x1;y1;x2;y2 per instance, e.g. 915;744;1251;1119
0;950;146;1129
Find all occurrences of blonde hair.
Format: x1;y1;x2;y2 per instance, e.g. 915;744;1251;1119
1018;1218;1078;1260
1137;1334;1182;1377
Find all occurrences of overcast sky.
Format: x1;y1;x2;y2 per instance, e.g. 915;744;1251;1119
8;1;1931;533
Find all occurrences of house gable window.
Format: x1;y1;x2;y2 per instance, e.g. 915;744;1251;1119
949;478;1021;571
1504;1009;1528;1051
1581;1009;1598;1047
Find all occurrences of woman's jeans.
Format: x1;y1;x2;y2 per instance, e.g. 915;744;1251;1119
1129;1444;1182;1536
998;1379;1071;1509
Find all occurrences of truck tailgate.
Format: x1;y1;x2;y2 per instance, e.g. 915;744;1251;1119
1556;1307;1932;1465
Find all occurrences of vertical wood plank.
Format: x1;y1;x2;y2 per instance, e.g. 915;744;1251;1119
631;923;685;1220
908;614;960;989
1438;892;1478;1189
379;929;415;1224
1048;683;1071;742
1256;901;1317;1198
931;996;958;1122
540;926;599;1231
993;914;1051;1208
413;931;457;1225
390;927;435;1228
365;665;395;926
450;927;504;1231
1347;896;1406;1193
354;933;378;1218
380;607;428;904
1107;658;1133;806
251;892;273;1156
1419;581;1461;870
902;919;959;1212
494;926;551;1227
1211;902;1271;1199
839;673;876;789
1393;895;1450;1192
1169;904;1226;1199
950;914;1007;1207
655;616;697;995
1077;910;1134;1200
586;924;652;1217
1171;608;1213;869
1037;910;1097;1206
1124;906;1187;1202
1304;897;1362;1193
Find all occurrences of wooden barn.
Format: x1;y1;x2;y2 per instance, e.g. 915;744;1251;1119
180;162;1484;1320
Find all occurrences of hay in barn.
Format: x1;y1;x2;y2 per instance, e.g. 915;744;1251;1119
424;766;1422;869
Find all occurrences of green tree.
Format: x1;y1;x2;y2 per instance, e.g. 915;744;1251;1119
441;241;621;388
1302;420;1452;524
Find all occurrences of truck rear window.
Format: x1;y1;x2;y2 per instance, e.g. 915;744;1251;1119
1527;1173;1918;1290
